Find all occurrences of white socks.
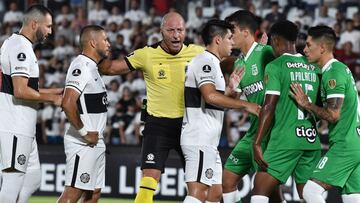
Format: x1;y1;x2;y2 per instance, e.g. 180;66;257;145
251;195;269;203
223;190;238;203
342;194;360;203
303;180;326;203
17;168;41;203
0;172;25;203
183;195;202;203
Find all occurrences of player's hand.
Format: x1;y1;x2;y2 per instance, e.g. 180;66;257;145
53;95;63;107
228;65;245;91
245;103;261;117
290;83;310;109
84;131;99;147
253;143;268;171
259;32;269;45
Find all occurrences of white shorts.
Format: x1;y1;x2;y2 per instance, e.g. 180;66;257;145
181;145;222;186
0;132;39;173
64;139;106;191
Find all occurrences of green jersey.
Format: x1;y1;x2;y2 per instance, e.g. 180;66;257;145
234;42;275;142
320;59;360;150
265;53;321;150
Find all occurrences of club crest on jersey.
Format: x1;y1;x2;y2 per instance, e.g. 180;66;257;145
17;53;26;61
202;65;211;73
205;168;214;179
17;154;26;165
80;173;90;183
72;69;81;76
328;79;336;89
251;64;258;75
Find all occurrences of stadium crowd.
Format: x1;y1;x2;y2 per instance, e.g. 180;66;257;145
0;0;359;148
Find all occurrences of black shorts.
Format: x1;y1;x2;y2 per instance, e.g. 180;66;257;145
141;114;184;172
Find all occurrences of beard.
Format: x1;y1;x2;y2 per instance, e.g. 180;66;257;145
35;29;46;43
96;48;109;60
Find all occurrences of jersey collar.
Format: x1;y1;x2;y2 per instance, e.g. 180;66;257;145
283;53;303;57
205;50;221;62
80;54;98;69
322;58;338;73
244;42;258;61
14;32;34;45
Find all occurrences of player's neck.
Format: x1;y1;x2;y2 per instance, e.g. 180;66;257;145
19;27;35;44
206;45;221;60
241;38;255;56
318;53;334;68
82;50;101;64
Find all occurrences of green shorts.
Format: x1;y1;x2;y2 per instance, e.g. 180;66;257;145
264;149;321;184
224;139;266;175
311;149;360;193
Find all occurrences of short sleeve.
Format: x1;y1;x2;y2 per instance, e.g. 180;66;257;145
323;67;347;99
125;47;147;71
65;63;91;94
264;63;281;95
193;60;217;88
9;44;32;78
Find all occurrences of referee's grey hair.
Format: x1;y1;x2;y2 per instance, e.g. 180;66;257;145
22;4;53;25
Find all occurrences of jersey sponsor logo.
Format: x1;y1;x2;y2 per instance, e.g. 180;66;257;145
17;53;26;61
205;168;213;179
286;62;315;70
295;126;317;143
102;94;109;106
251;64;258;76
17;154;26;165
80;173;90;183
328;79;336;89
15;66;27;71
68;80;80;86
202;65;211;73
72;69;81;76
242;81;264;96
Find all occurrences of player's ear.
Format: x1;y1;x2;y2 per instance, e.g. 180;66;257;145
31;19;37;30
90;39;96;48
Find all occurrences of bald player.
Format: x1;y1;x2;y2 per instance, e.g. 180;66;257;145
57;25;110;203
99;12;204;203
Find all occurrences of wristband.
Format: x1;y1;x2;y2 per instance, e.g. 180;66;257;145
78;126;87;136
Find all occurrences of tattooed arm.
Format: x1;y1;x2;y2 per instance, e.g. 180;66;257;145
290;83;343;123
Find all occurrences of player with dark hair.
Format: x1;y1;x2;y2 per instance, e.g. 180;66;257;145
57;25;111;203
291;25;360;203
0;5;62;203
251;21;322;203
181;19;260;203
222;10;278;203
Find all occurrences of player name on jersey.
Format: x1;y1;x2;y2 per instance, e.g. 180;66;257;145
290;72;317;82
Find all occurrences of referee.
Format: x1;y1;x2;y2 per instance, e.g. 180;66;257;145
99;12;204;203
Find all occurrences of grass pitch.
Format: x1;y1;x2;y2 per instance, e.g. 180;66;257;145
29;196;180;203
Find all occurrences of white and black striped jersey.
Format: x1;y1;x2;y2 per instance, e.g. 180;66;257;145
0;33;39;137
64;54;108;145
181;51;225;147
